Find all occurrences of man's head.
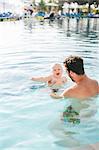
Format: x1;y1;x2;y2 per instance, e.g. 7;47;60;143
63;56;85;81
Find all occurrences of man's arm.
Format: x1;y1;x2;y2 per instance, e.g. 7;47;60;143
50;87;75;99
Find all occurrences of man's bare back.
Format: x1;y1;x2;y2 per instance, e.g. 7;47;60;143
62;75;98;99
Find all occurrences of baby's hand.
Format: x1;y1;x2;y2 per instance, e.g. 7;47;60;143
50;92;63;99
31;77;37;81
50;92;57;97
31;77;35;80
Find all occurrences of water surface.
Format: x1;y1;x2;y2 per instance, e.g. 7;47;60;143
0;18;99;149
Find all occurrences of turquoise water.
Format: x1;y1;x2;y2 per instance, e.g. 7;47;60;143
0;18;99;149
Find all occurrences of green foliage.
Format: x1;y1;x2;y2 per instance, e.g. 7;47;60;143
48;0;52;3
39;0;46;11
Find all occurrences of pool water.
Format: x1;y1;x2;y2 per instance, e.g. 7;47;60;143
0;18;99;149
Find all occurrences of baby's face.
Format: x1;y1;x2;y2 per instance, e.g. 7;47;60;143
52;64;63;78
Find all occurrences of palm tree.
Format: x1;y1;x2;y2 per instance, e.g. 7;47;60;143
39;0;46;11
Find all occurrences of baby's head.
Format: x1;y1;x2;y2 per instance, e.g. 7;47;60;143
52;63;63;78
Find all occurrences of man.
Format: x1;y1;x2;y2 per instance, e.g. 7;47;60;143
51;55;99;100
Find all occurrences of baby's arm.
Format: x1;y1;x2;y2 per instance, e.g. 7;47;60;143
31;76;51;82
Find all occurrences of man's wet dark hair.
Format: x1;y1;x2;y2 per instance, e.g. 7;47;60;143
63;55;85;75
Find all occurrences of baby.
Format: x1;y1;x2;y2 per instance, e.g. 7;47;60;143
31;63;67;92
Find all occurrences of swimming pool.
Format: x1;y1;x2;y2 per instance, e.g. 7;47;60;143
0;18;99;149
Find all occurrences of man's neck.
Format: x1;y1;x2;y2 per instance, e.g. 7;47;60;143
76;74;87;84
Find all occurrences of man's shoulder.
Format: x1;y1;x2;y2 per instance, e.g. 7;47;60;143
93;79;98;85
89;78;98;87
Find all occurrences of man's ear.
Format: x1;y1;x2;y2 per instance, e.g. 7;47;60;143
69;70;73;75
69;71;75;76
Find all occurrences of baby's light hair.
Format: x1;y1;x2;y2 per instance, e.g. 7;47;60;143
51;63;63;71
